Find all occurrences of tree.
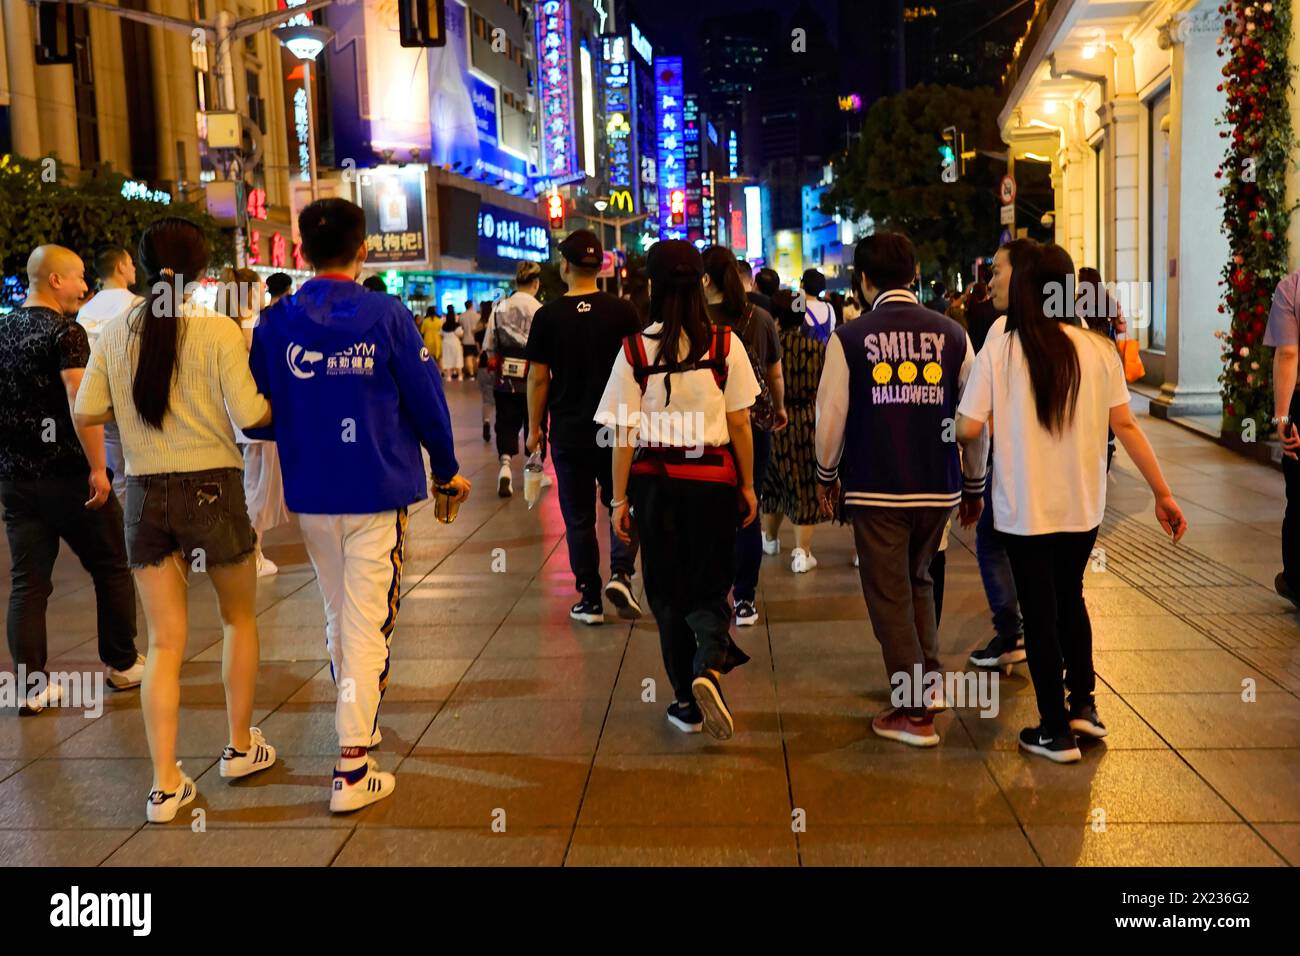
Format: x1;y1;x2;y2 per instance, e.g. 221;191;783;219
1;154;233;308
822;85;1004;281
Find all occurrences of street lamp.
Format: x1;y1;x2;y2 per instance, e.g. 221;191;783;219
594;198;609;212
274;23;333;202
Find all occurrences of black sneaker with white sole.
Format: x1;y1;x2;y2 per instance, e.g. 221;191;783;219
666;700;704;734
603;574;642;620
1018;725;1082;763
569;599;605;625
691;670;734;740
1068;704;1108;739
734;600;758;627
968;633;1026;668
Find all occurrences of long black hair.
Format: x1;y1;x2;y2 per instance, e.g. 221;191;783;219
130;218;210;429
1003;238;1081;435
645;268;714;404
701;244;749;320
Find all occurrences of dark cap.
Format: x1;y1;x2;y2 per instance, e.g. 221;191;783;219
646;239;703;285
558;229;603;268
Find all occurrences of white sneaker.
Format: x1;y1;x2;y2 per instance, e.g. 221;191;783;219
146;763;197;824
761;532;780;555
106;653;146;691
219;726;277;778
791;548;818;574
330;756;396;813
19;680;64;715
498;461;513;497
256;551;279;577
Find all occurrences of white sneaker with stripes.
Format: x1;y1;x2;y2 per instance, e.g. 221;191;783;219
330;756;396;813
219;726;277;779
146;764;197;824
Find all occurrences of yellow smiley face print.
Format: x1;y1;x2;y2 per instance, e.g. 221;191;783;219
923;361;943;384
872;362;892;384
897;361;918;384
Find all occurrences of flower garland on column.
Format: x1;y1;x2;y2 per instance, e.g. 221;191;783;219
1214;0;1297;434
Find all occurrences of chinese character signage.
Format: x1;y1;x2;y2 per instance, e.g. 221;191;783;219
684;94;702;241
356;166;429;266
602;35;634;201
478;202;550;272
536;0;579;182
655;56;685;240
470;75;498;149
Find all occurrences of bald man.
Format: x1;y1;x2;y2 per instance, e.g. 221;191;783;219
0;245;142;713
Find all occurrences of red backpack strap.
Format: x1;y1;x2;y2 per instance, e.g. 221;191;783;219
623;333;651;394
708;326;730;392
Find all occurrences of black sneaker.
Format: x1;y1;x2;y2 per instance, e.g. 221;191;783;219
1018;725;1082;763
666;700;704;734
691;670;734;740
569;599;605;625
1068;704;1108;739
482;421;491;442
603;574;643;620
1276;572;1299;610
734;600;758;627
968;633;1026;668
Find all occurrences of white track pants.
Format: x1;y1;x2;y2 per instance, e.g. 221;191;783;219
298;509;407;749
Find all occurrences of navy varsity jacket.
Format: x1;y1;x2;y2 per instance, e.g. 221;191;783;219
814;288;988;508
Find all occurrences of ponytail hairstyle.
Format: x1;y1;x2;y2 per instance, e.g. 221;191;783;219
701;244;749;321
1003;238;1081;435
130;217;211;430
646;244;714;403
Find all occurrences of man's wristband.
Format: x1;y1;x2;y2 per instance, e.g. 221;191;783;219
1273;414;1292;426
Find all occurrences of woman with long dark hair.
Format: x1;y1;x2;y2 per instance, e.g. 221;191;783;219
956;240;1186;763
75;217;276;822
595;241;760;739
702;245;786;626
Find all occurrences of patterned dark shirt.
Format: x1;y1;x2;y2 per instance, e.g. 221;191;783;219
0;306;92;480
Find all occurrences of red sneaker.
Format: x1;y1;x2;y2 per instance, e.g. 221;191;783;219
871;707;940;748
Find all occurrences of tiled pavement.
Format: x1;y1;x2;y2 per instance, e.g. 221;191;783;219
0;387;1296;867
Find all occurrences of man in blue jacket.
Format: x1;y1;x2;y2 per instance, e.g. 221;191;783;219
815;232;987;749
249;198;470;813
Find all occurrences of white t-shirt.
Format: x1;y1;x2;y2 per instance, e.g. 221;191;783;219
957;322;1129;535
594;323;760;449
77;288;142;346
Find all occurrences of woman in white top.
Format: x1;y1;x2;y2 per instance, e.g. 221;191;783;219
595;240;760;741
441;304;464;381
75;218;278;823
956;240;1186;764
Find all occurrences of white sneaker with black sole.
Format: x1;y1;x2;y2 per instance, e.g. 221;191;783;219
498;459;513;497
603;574;642;619
219;726;278;778
19;681;63;716
691;670;734;741
106;654;146;692
330;756;396;813
146;764;197;824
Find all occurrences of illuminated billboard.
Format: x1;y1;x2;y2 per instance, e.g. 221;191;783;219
655;56;685;240
536;0;580;183
601;35;634;199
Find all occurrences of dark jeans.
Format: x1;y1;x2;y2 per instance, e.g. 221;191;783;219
124;468;255;569
931;549;946;627
550;443;638;602
495;391;528;457
1283;391;1300;592
976;471;1022;639
630;474;746;703
1001;527;1099;734
851;505;951;717
732;426;772;603
1;475;139;674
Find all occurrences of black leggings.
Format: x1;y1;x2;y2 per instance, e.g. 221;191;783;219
1001;527;1099;733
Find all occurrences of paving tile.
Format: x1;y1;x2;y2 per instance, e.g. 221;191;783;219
781;696;975;754
413;698;608;755
1255;824;1300;865
254;702;437;756
47;703;276;760
0;829;136;866
451;654;624;700
334;827;569;866
566;826;798;866
286;659;473;704
799;825;1040;866
1025;824;1285;866
1089;616;1219;650
103;827;352;866
597;698;784;755
0;758;215;829
0;710;105;759
1179;749;1300;823
956;692;1168;751
1123;693;1300;749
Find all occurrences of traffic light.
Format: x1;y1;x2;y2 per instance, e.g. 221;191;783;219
547;193;565;230
669;189;686;227
939;126;958;183
398;0;447;48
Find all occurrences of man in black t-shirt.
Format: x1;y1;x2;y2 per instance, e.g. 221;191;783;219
0;246;140;712
526;231;642;625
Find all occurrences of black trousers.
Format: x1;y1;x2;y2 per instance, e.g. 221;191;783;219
630;474;747;703
1001;527;1099;734
1283;391;1300;593
550;443;638;601
1;475;139;674
494;390;528;458
931;549;946;627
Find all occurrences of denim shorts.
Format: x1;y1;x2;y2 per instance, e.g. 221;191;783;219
124;468;255;570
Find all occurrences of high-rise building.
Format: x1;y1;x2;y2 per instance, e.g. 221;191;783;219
699;17;770;176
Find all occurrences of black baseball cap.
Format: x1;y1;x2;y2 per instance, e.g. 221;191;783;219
646;239;703;284
559;229;603;268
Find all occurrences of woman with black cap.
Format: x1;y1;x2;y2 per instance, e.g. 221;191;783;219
594;240;761;740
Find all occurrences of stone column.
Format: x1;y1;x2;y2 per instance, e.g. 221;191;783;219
3;0;43;158
1150;4;1230;419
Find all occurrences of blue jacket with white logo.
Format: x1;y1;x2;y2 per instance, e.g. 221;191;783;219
247;277;459;515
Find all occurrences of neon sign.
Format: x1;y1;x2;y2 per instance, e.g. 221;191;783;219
246;188;268;220
121;180;171;204
602;36;633;198
655;57;685;239
728;129;739;178
630;23;653;65
536;0;579;182
478;202;550;269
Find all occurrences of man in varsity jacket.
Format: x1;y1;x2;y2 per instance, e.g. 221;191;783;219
815;232;988;748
